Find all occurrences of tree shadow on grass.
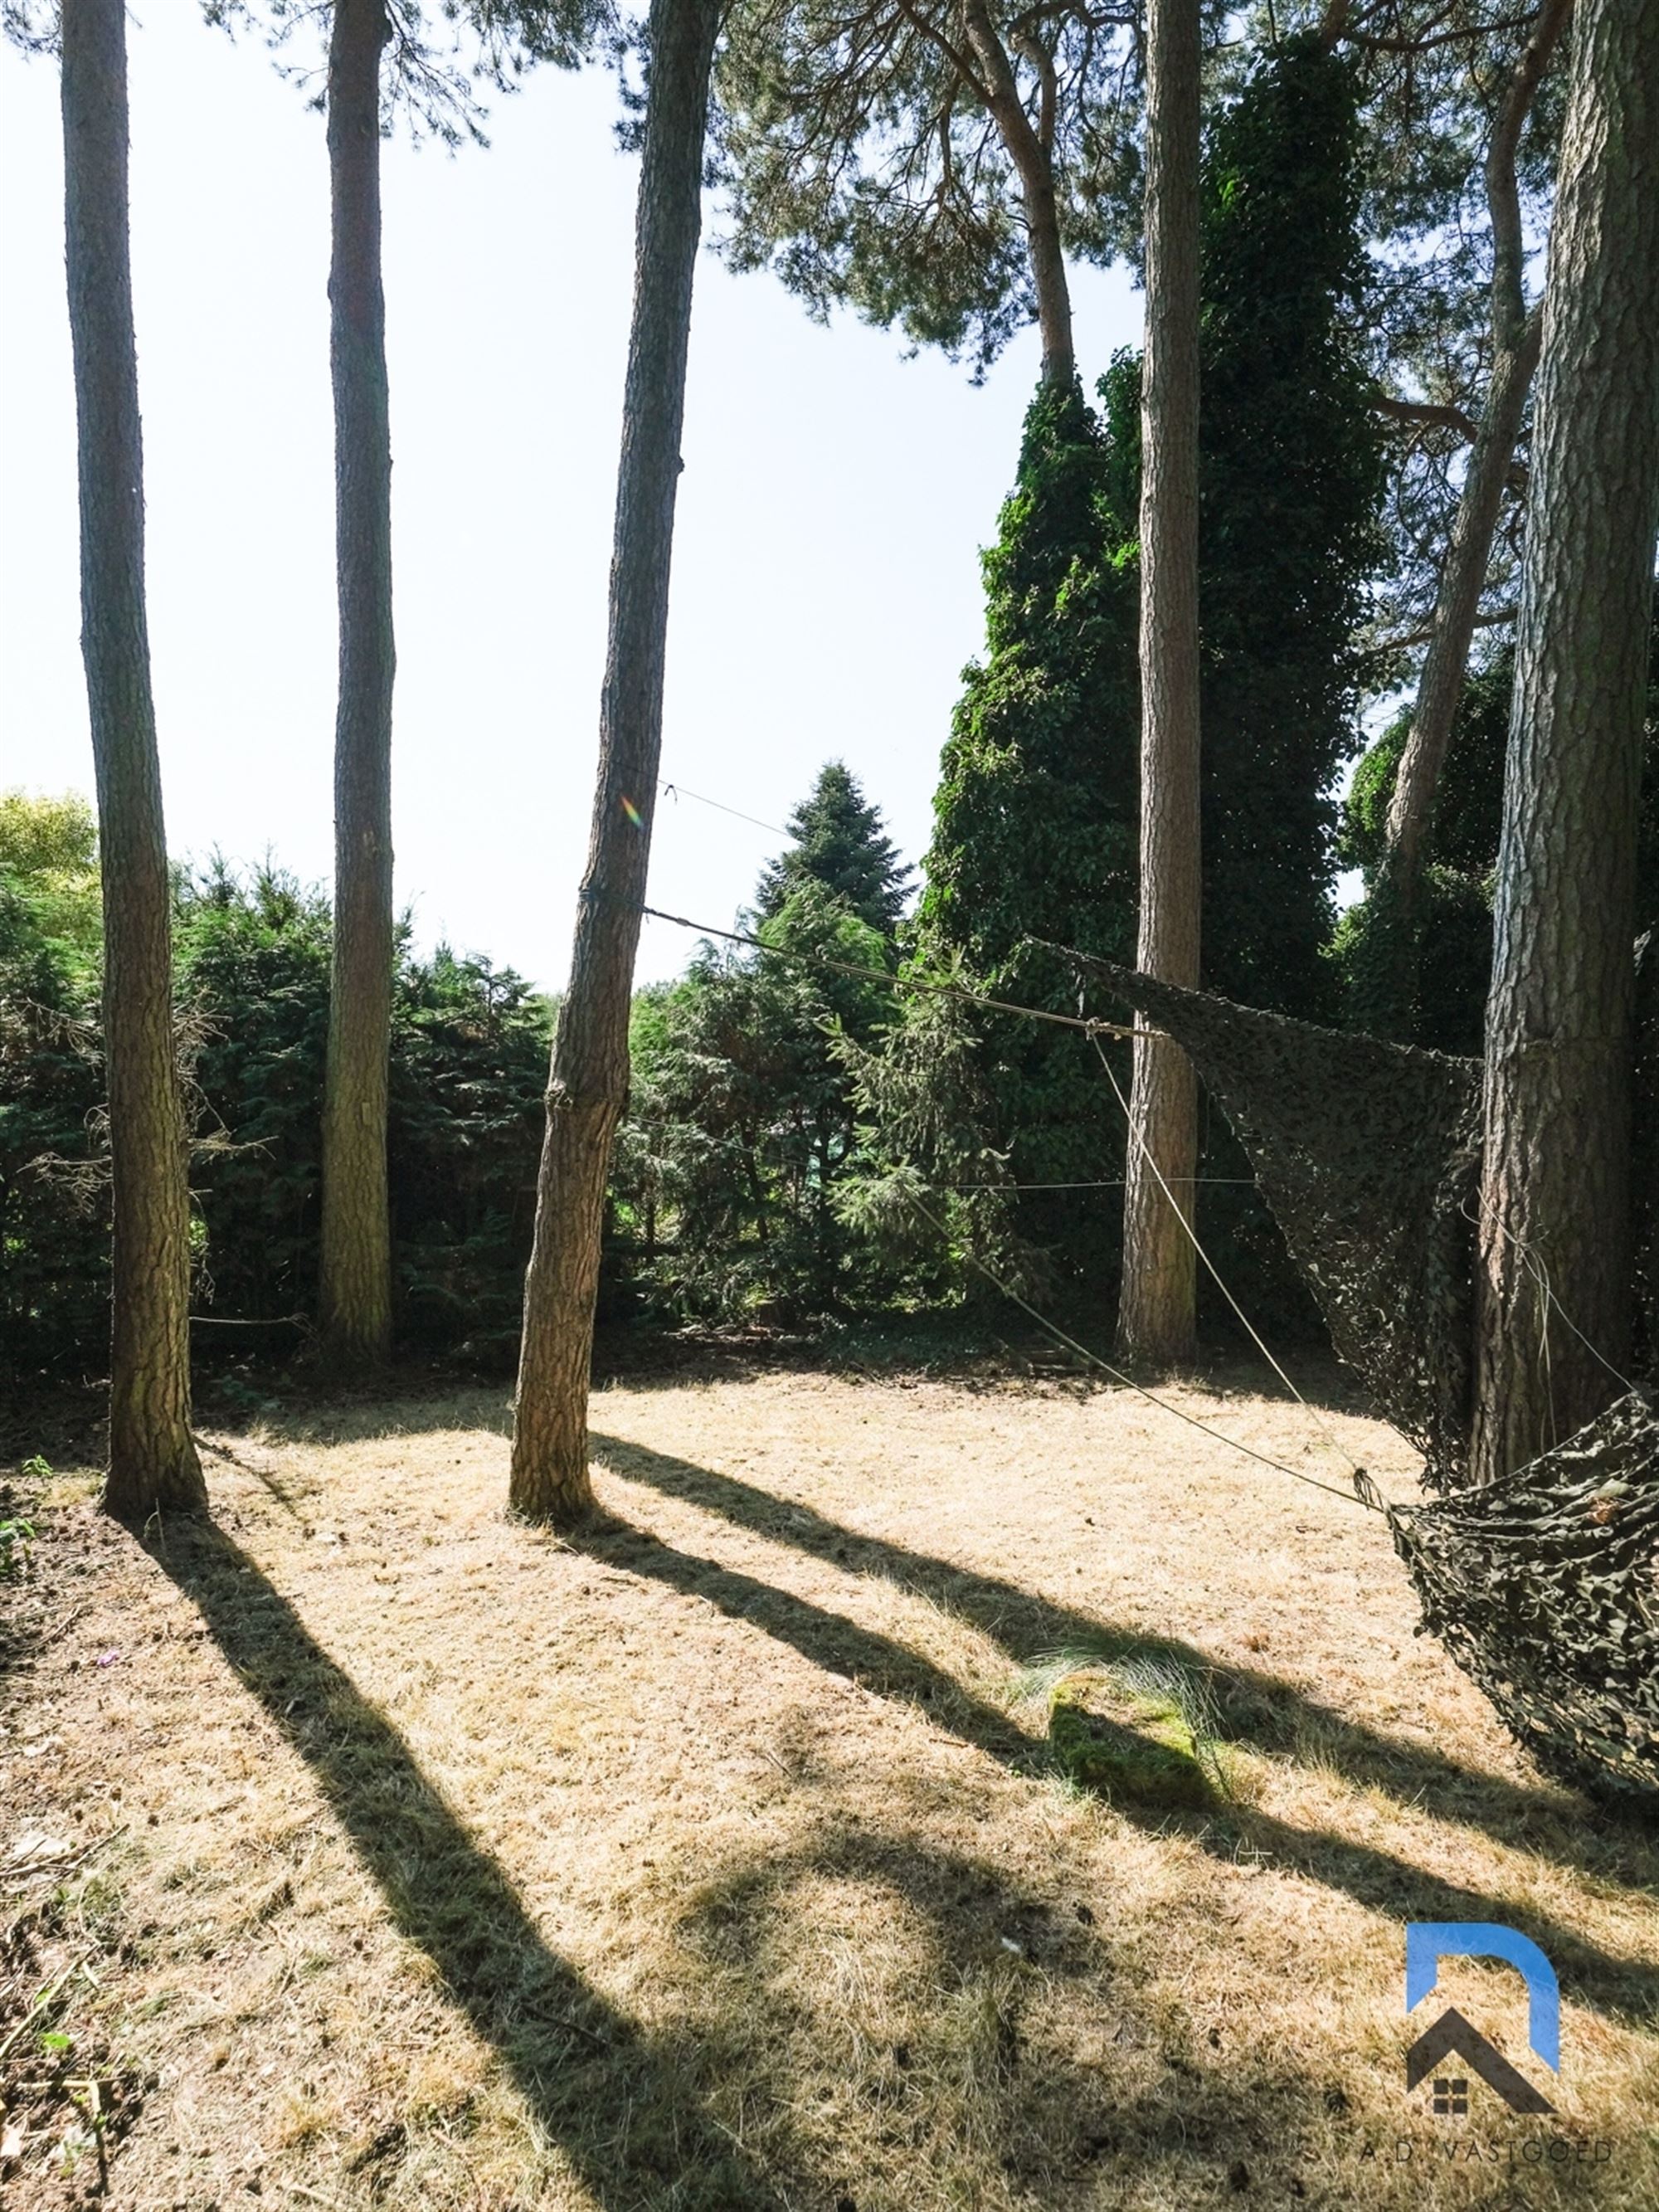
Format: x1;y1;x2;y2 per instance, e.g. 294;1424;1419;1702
153;1519;791;2212
672;1820;1375;2207
591;1430;1659;1888
580;1454;1659;2035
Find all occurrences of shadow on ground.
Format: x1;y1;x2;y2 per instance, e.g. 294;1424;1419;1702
155;1520;795;2211
582;1435;1659;2033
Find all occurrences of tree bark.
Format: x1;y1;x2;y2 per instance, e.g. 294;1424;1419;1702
1472;0;1659;1485
510;0;722;1522
961;1;1074;385
1117;0;1201;1367
319;0;396;1369
61;0;206;1519
1376;0;1572;1019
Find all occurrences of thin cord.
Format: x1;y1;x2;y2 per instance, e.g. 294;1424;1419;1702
639;902;1143;1041
659;782;791;840
1089;1030;1370;1485
932;1177;1258;1191
635;893;1384;1512
1462;1195;1639;1400
904;1190;1384;1513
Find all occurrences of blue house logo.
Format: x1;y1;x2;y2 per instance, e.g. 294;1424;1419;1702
1404;1922;1559;2116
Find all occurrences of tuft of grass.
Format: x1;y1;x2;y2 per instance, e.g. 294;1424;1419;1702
1016;1642;1232;1800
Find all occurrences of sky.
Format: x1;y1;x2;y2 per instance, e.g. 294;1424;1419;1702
0;12;1141;991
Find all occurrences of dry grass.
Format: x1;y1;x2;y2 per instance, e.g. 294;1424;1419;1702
2;1363;1657;2210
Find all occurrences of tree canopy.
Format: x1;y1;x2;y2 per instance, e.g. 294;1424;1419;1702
754;760;914;938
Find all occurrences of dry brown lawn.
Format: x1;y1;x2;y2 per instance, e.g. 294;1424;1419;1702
2;1364;1656;2211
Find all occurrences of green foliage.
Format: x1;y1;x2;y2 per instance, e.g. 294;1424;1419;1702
905;363;1142;1291
712;0;1145;377
1;855;553;1376
1199;36;1386;1021
861;42;1378;1320
0;1515;36;1575
388;947;551;1359
1334;633;1659;1054
0;863;107;1377
175;861;333;1328
0;790;100;959
614;880;898;1322
754;761;912;937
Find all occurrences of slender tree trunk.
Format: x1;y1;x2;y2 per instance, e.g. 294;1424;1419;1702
510;0;722;1522
1374;0;1572;1031
1117;0;1201;1367
1472;0;1659;1485
319;0;396;1369
1382;318;1539;897
61;0;205;1519
961;0;1074;386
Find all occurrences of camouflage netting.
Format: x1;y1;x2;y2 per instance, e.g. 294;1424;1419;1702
1635;932;1657;1368
1389;1389;1659;1804
1061;949;1484;1475
1063;950;1659;1810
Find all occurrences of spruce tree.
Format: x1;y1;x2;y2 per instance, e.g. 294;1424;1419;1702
754;763;912;937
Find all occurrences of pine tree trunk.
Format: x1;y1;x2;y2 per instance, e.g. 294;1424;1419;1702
319;0;396;1370
961;0;1074;386
61;0;205;1519
510;0;722;1523
1380;317;1538;906
1472;0;1659;1485
1117;0;1201;1367
1374;0;1571;1034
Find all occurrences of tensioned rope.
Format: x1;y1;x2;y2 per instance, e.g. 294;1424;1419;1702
639;903;1141;1040
636;896;1389;1515
1087;1028;1372;1488
903;1188;1384;1512
659;782;791;840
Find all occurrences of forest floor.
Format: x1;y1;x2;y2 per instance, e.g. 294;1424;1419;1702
2;1362;1657;2211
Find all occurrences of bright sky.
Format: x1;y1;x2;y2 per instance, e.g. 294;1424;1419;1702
0;12;1141;989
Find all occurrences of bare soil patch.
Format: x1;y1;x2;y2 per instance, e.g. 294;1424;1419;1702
2;1367;1656;2210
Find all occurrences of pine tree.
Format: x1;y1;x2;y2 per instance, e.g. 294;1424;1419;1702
511;0;724;1523
1472;0;1659;1483
754;763;912;937
59;0;206;1517
318;0;397;1371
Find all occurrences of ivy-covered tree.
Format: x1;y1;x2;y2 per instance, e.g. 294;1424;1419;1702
910;361;1142;1283
754;761;913;937
1197;33;1384;1020
894;39;1379;1306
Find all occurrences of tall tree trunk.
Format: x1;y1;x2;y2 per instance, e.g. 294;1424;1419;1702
319;0;396;1369
1373;0;1572;1032
61;0;205;1519
510;0;722;1522
1472;0;1659;1485
1117;0;1201;1367
961;0;1074;385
